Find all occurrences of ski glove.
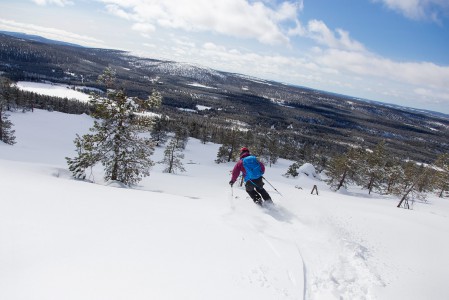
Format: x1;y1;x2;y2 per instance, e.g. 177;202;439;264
229;181;234;187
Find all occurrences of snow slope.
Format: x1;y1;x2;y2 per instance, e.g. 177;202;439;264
1;109;449;300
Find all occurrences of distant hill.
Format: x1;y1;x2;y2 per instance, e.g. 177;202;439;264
0;31;83;48
0;32;448;162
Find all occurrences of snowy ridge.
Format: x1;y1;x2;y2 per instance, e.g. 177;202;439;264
127;57;227;83
234;73;273;85
1;110;449;300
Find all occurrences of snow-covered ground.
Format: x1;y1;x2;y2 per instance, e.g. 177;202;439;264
15;81;92;102
1;109;449;300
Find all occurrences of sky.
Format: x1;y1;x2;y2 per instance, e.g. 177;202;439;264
0;0;449;114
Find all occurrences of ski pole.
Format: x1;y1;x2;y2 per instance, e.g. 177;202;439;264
228;184;236;211
262;176;283;196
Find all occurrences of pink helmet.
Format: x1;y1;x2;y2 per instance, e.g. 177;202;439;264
240;147;249;153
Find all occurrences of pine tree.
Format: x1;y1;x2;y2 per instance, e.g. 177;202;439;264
433;153;449;197
0;77;15;112
284;162;300;178
326;147;364;191
265;130;280;167
415;164;435;193
302;142;314;163
160;134;186;174
215;128;241;163
148;89;163;108
0;82;16;145
173;125;189;150
312;153;328;174
396;164;432;209
401;161;419;192
151;115;169;146
0;102;16;145
361;141;387;194
66;68;158;185
280;133;303;161
383;158;404;195
198;121;213;144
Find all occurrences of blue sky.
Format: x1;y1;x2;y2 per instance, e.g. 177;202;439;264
1;0;448;114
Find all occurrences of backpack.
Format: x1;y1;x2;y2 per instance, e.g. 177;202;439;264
242;155;263;181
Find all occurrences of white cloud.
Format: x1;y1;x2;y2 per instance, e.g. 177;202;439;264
105;4;134;20
315;48;449;90
143;43;156;48
373;0;449;21
305;46;449;108
414;87;449;102
132;22;155;34
287;20;306;36
31;0;73;6
285;17;449;109
273;1;301;21
306;20;366;52
172;38;196;48
100;0;301;45
0;18;104;47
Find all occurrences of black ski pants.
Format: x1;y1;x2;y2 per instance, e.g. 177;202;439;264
245;177;271;203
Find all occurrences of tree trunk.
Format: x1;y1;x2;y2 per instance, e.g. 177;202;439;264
337;168;348;191
111;158;118;181
0;108;3;142
368;175;375;194
397;182;416;208
168;147;174;173
227;144;234;162
387;177;393;194
111;119;123;181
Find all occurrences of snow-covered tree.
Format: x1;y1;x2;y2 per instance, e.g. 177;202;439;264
66;68;159;185
147;88;162;109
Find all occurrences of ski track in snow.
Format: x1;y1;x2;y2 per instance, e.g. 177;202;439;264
228;188;384;300
304;225;384;300
280;202;385;300
220;195;304;299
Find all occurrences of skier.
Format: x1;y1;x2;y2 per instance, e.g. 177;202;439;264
229;147;273;206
